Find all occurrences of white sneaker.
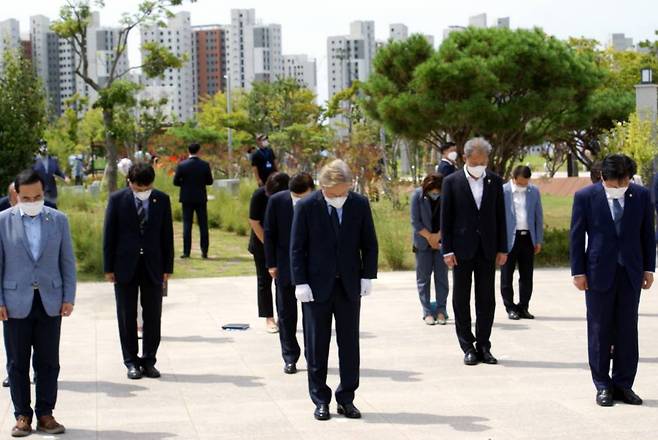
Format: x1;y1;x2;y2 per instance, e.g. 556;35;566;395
424;316;436;326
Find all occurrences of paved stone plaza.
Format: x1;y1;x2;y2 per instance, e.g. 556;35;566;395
0;269;657;439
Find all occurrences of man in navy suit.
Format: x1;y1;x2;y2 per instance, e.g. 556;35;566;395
103;163;174;380
264;172;315;375
570;154;655;407
441;137;508;366
32;141;67;207
436;141;458;177
291;160;378;421
173;143;214;259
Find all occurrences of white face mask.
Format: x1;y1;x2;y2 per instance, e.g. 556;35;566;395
447;151;458;162
19;200;45;217
466;165;486;179
134;190;152;201
604;186;628;200
324;193;347;210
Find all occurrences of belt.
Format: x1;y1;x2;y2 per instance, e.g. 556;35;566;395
516;230;529;236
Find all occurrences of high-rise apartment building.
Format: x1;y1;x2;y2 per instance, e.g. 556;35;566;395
283;54;317;92
327;20;376;99
0;19;20;75
193;24;228;103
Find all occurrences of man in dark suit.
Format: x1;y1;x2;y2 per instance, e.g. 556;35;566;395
264;172;315;375
103;163;174;380
570;154;655;407
32;141;67;207
441;137;507;366
173;143;214;259
436;141;458;177
291;160;378;421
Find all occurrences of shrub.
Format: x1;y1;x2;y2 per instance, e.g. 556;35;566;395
536;228;570;267
68;211;104;278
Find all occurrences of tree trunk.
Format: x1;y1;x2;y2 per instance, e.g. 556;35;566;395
103;107;119;193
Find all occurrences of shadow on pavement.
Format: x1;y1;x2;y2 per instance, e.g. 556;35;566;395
364;412;490;431
65;428;177;439
59;381;148;398
534;316;586;322
160;373;264;387
161;335;233;344
328;368;422;382
499;360;588;369
493;323;530;331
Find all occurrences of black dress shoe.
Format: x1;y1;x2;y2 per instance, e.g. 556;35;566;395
127;365;143;380
314;404;330;421
464;349;479;366
284;363;297;374
518;308;535;319
508;310;520;320
142;365;161;378
479;349;498;365
596;389;614;407
202;253;208;259
613;387;643;405
2;376;8;388
180;254;190;259
337;403;361;419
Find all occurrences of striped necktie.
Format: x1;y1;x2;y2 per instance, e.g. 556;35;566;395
136;198;146;235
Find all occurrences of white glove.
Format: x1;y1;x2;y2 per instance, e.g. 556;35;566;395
295;284;314;302
360;279;373;297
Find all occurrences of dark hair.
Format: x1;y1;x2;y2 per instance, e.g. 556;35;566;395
128;162;156;186
256;134;268;142
265;172;290;196
14;169;45;193
589;161;602;184
421;173;443;194
440;141;456;153
188;143;201;154
512;165;532;179
289;172;315;194
601;154;636;182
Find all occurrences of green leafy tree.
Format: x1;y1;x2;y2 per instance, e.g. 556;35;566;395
604;112;657;182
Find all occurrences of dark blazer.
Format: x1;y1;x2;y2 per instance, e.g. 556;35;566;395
410;187;440;251
440;169;507;261
0;197;56;212
290;190;378;302
570;183;655;293
33;156;65;199
103;188;174;285
173;156;214;204
437;160;457;177
264;190;295;286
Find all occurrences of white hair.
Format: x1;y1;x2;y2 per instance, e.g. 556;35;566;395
319;159;353;188
464;137;492;157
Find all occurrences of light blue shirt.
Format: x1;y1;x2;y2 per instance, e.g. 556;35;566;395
326;202;343;224
20;210;42;260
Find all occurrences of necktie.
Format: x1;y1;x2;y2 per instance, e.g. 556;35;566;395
612;199;623;236
136;199;146;235
330;206;341;236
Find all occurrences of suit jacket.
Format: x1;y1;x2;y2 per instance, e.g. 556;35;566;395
0;206;76;318
290;190;378;302
410;187;441;251
103;188;174;285
33;156;65;199
173;156;214;204
440;169;507;261
0;198;55;212
437;160;457;177
570;183;655;293
264;190;295;286
503;182;544;252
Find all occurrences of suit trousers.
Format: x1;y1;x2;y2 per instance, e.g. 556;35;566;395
452;247;496;353
586;264;641;391
302;280;360;406
500;232;535;312
3;292;61;419
253;253;274;317
275;282;301;364
182;202;209;256
114;258;163;368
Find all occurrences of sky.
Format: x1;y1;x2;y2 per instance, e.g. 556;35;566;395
3;0;658;104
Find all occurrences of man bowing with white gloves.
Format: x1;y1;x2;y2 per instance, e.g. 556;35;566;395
290;159;378;421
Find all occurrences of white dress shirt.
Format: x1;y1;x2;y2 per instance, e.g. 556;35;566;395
464;167;484;210
606;194;624;220
511;182;529;231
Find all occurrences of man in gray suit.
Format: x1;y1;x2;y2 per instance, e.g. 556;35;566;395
500;165;543;320
0;170;76;437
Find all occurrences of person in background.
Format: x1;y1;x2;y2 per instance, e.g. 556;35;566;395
0;170;76;436
32;140;67;207
437;142;458;177
251;134;277;187
72;155;85;186
173;143;214;259
410;173;450;326
248;172;290;333
590;161;603;184
570;154;655;407
264;172;315;374
291;159;378;421
103;163;174;380
500;165;544;320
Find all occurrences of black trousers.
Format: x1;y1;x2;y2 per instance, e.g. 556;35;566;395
276;282;301;364
586;265;640;391
253;253;274;317
302;280;360;405
114;259;163;368
182;202;209;256
452;248;496;353
4;292;61;419
500;232;535;312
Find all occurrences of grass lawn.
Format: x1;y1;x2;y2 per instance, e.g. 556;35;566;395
541;194;573;230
